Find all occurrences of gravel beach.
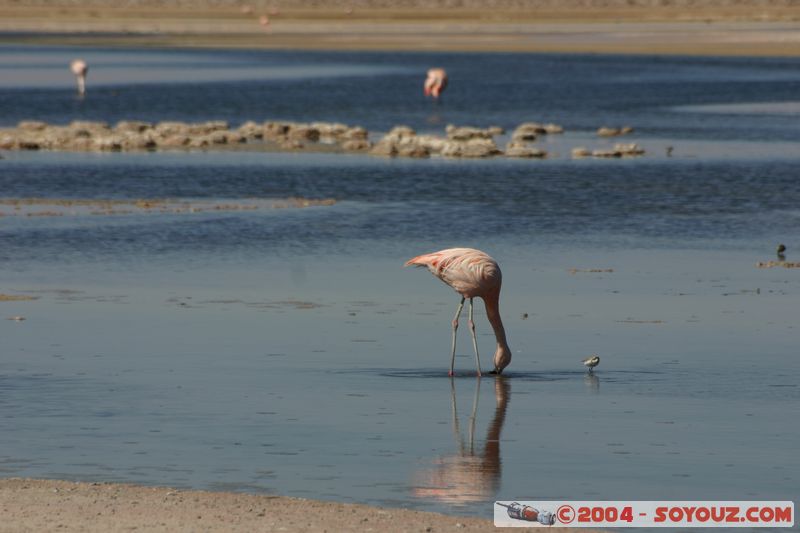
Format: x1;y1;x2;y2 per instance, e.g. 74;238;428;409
1;0;800;55
0;478;602;532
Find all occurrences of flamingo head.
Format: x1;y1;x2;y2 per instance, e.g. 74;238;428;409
492;344;512;374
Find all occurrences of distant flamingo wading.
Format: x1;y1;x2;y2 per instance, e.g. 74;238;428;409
70;59;88;96
405;248;511;376
424;68;448;99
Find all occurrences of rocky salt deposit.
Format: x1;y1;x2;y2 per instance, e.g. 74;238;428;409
369;122;564;159
0;119;650;161
0;120;371;154
597;126;635;137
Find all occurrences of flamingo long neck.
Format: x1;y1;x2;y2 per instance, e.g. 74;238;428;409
483;289;508;349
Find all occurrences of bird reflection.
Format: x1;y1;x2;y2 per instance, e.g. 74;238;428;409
412;377;510;505
584;372;600;394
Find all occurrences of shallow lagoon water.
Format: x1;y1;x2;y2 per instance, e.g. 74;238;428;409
1;46;799;524
3;44;800;140
1;247;798;517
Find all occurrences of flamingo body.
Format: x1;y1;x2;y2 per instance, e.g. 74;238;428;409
70;59;88;95
406;248;500;298
424;68;448;98
406;248;511;375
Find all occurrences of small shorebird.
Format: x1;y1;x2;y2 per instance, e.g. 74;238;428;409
777;243;787;260
582;355;600;372
405;248;511;376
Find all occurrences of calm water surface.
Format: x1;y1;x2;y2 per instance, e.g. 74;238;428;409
0;46;798;525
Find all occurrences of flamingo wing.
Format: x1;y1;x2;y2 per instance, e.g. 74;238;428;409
405;248;501;297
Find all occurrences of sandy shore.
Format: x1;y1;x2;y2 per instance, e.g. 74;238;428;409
0;478;602;532
1;1;800;55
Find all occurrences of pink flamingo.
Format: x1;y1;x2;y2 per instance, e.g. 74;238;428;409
424;68;448;99
259;15;270;27
405;248;511;376
70;59;88;96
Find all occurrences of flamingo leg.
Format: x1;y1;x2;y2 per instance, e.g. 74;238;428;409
450;297;465;376
468;298;482;376
448;296;465;376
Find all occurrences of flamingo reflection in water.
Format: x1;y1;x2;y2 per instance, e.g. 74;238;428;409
412;378;510;504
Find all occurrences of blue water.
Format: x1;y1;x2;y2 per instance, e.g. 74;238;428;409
2;45;800;140
0;45;798;526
